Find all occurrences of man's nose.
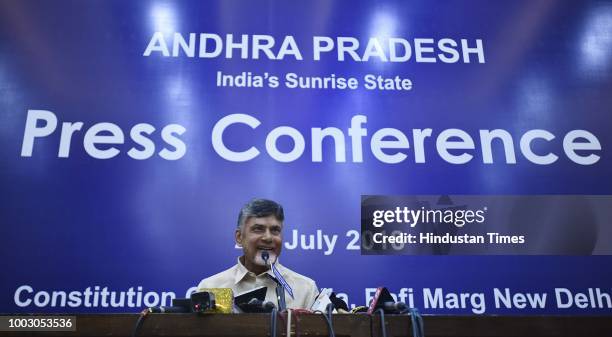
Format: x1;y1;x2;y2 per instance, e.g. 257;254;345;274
261;229;273;241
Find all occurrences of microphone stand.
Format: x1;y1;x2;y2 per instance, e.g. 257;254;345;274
262;252;287;311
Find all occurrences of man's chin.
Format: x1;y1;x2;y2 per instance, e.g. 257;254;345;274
254;251;278;266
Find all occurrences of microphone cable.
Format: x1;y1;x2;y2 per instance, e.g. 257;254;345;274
270;307;278;337
375;308;387;337
131;308;151;337
313;303;336;337
130;302;236;337
403;308;425;337
324;302;336;337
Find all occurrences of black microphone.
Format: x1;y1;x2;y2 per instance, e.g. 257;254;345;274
261;250;285;311
266;274;287;311
367;287;408;314
247;298;276;312
382;301;407;313
237;297;275;313
329;292;349;312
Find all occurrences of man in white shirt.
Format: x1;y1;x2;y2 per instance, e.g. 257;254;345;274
197;198;320;310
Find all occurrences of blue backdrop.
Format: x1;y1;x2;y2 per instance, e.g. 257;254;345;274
1;0;611;314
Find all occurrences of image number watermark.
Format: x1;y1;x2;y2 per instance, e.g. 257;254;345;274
0;316;76;331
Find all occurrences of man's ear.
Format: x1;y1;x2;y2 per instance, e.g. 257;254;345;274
235;229;242;247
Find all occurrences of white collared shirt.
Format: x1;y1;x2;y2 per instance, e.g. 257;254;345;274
197;258;319;309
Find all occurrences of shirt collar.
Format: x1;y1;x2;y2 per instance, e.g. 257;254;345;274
234;256;284;285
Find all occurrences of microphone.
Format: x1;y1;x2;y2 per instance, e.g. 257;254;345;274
382;301;407;313
330;292;349;313
261;250;287;311
367;287;407;314
245;298;276;312
235;286;270;312
267;274;287;311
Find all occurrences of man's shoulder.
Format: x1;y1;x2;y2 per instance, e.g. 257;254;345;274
197;265;237;289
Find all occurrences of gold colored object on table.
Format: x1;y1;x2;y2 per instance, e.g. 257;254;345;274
199;288;234;313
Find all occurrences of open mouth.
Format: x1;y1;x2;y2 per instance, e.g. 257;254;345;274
258;247;274;251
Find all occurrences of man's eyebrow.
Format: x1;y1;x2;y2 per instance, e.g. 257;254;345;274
251;223;282;229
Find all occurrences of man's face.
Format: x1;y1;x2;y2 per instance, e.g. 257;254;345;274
236;215;283;274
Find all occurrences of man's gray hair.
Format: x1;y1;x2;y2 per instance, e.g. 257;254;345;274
237;198;284;229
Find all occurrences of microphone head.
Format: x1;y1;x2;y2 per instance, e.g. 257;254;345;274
367;287;398;314
240;297;276;312
395;301;407;312
330;292;349;311
382;301;407;313
261;251;270;264
263;301;276;311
